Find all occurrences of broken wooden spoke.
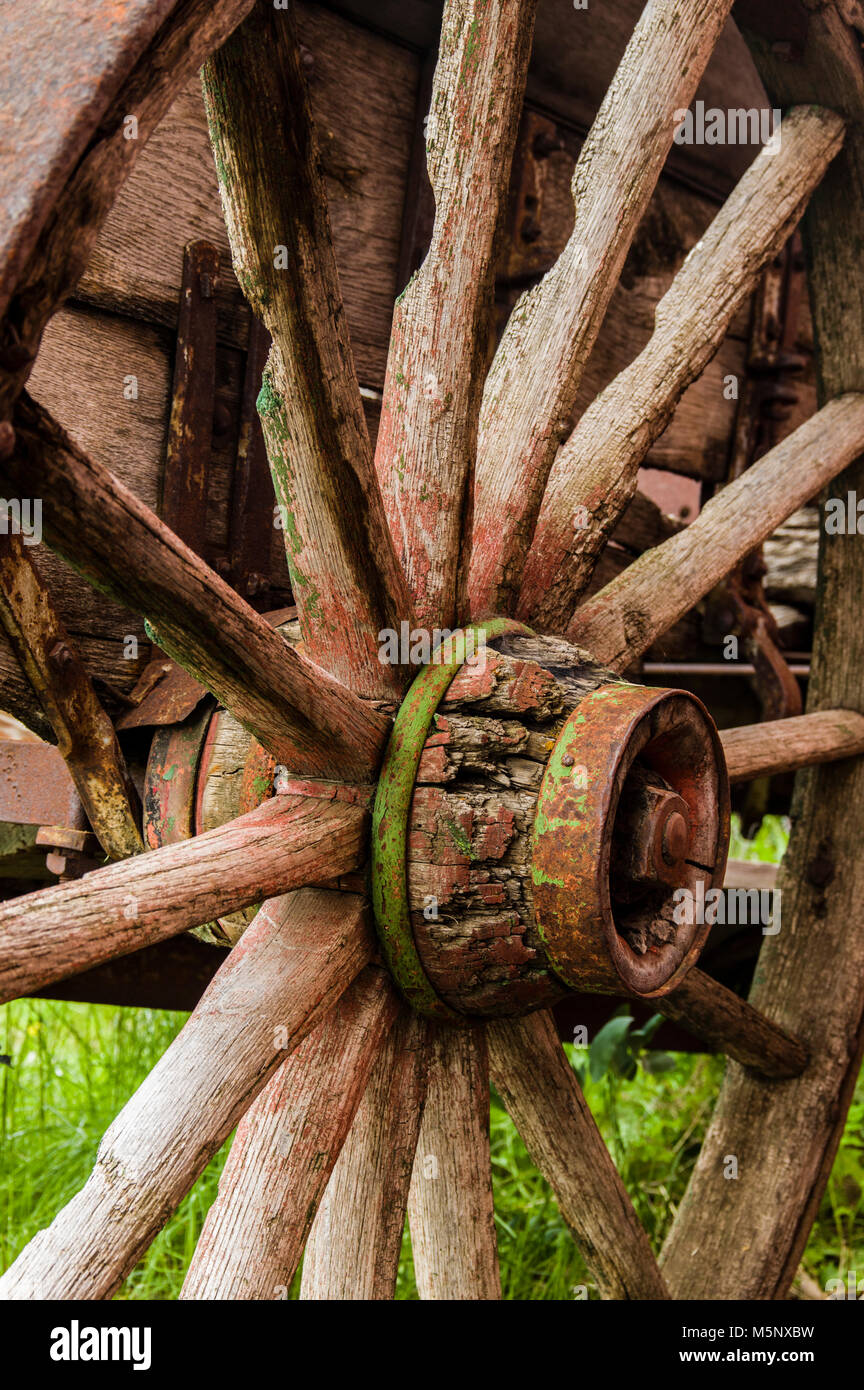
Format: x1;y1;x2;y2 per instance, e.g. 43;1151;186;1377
376;0;537;630
487;1009;669;1300
520;105;845;630
0;792;367;1004
650;970;808;1081
467;0;735;618
203;4;412;697
181;966;399;1300
0;890;372;1299
0;0;256;417
0;533;142;858
407;1024;500;1300
721;709;864;783
568;393;864;669
7;394;390;780
301;1009;432;1300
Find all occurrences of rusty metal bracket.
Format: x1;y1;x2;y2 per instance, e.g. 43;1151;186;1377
371;620;530;1020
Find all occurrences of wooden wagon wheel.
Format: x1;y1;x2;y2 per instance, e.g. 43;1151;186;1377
2;0;864;1301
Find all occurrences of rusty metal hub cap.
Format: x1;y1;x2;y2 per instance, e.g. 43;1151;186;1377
532;683;730;998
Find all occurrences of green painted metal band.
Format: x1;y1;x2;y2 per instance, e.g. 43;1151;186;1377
371;619;531;1020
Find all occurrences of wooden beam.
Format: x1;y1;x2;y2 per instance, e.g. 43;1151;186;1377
0;0;256;417
0;792;367;1005
662;0;864;1301
407;1024;500;1300
0;533;142;858
520;106;845;630
181;966;398;1299
0;889;372;1299
301;1009;431;1300
6;394;390;781
467;0;735;619
651;970;808;1080
376;0;537;630
568;394;864;669
202;5;413;698
487;1009;669;1300
721;709;864;783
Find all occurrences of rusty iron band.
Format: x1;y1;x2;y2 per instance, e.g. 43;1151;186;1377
371;619;531;1020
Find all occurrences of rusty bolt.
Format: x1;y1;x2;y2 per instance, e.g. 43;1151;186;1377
561;753;575;767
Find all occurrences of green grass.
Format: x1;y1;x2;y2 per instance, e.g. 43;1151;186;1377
1;815;861;1300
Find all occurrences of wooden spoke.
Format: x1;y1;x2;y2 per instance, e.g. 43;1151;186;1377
721;709;864;783
5;394;390;780
519;106;845;630
567;393;864;668
662;4;864;1301
202;6;413;698
0;0;256;417
0;533;142;859
467;0;735;619
376;0;537;630
0;889;372;1299
0;792;367;1005
651;970;808;1081
301;1010;432;1301
487;1010;669;1300
181;966;398;1300
407;1023;500;1300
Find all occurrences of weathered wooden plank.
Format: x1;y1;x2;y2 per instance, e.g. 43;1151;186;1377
301;1009;431;1300
520;106;844;629
376;0;536;629
181;966;398;1299
651;970;808;1080
0;792;367;1004
203;2;413;698
5;393;391;780
662;0;864;1301
0;889;372;1299
407;1024;500;1300
0;0;257;417
488;1009;669;1299
76;4;419;387
568;394;864;669
467;0;735;619
0;0;176;321
721;709;864;783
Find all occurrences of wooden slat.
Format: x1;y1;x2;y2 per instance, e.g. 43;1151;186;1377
202;4;412;698
721;709;864;783
467;0;735;619
0;793;367;1005
0;534;143;858
663;0;864;1300
567;394;864;668
0;889;372;1299
301;1009;431;1300
488;1010;669;1300
651;970;808;1080
5;393;390;780
181;966;398;1300
519;105;844;629
376;0;537;629
407;1024;500;1300
0;0;256;417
